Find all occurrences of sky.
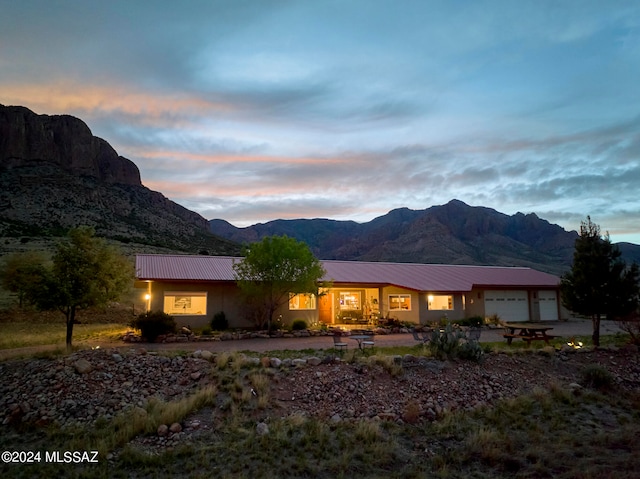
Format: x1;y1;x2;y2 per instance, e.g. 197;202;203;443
1;0;639;243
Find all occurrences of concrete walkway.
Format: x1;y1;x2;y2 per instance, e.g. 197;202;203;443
0;319;625;360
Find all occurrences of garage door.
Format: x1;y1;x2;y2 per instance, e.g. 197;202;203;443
484;290;529;322
538;290;558;321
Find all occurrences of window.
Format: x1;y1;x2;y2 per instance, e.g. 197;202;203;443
428;294;453;310
289;293;316;310
339;291;361;310
163;292;207;315
389;294;411;311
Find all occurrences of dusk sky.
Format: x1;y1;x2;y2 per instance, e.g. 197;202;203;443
2;1;639;243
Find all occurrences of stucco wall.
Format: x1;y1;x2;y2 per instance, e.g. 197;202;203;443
381;286;420;324
145;281;253;329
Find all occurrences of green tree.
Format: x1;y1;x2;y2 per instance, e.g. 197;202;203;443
0;251;47;308
233;235;326;331
27;227;134;350
560;217;640;346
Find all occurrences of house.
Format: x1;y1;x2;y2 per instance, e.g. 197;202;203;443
134;254;564;329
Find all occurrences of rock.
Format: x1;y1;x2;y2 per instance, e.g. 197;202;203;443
200;351;214;361
74;359;93;374
307;357;322;366
256;422;269;436
292;359;307;367
190;372;202;380
330;414;342;423
403;354;417;362
169;422;182;433
260;357;271;368
245;357;261;367
112;354;123;363
157;424;169;436
270;358;282;368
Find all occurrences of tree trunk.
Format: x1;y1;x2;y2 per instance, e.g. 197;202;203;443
66;307;76;352
267;304;274;337
592;313;601;347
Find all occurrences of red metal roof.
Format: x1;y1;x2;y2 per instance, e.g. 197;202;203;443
135;254;559;291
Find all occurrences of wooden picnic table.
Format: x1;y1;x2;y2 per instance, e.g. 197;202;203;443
503;322;556;346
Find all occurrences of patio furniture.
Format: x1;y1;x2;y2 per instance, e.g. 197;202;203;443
350;330;375;353
503;322;555;347
332;333;348;354
411;328;431;344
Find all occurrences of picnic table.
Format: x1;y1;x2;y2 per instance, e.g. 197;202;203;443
503;322;555;346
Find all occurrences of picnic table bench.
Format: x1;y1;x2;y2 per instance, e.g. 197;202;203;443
503;323;556;347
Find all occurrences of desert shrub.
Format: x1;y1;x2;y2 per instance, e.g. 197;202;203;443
210;311;229;331
580;364;615;390
291;319;308;331
200;326;212;336
614;309;640;345
382;317;403;328
484;314;502;328
428;324;467;359
457;340;484;362
462;315;484;327
130;311;177;342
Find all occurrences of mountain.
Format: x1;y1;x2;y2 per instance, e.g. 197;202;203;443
211;200;640;276
0;104;240;255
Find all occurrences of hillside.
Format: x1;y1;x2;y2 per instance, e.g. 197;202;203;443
211;200;606;276
0;105;240;255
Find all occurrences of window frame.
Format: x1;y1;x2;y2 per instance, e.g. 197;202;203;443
163;291;208;316
388;293;412;311
289;292;317;310
427;294;453;311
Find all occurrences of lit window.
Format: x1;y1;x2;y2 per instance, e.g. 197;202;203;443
339;292;361;310
289;293;317;310
427;294;453;310
163;292;207;315
389;294;411;311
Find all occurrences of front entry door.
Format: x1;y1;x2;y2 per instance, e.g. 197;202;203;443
319;293;333;324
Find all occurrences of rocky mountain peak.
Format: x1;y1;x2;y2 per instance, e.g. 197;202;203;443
0;104;140;186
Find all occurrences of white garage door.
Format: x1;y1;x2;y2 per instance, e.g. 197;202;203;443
538;290;558;321
484;290;529;322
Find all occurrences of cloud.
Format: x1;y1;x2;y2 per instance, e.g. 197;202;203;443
2;0;639;243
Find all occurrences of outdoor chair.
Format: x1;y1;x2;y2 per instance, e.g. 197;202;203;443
361;330;375;351
411;327;431;344
332;333;348;354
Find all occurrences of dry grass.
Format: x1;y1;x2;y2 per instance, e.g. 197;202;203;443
2;371;639;479
0;321;130;349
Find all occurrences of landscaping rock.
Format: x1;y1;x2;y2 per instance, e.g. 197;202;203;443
270;358;282;368
74;358;93;374
256;422;269;436
200;350;214;361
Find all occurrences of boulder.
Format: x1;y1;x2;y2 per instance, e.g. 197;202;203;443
74;358;93;374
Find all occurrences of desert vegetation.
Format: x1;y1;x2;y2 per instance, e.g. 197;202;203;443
1;324;639;478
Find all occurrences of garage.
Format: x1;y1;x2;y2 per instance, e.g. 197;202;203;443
484;290;529;322
538;290;558;321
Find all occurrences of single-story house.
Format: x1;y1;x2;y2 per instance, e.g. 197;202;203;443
134;254;565;329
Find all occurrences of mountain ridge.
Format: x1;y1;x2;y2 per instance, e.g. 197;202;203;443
210;201;640;276
0;104;240;255
2;103;638;272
